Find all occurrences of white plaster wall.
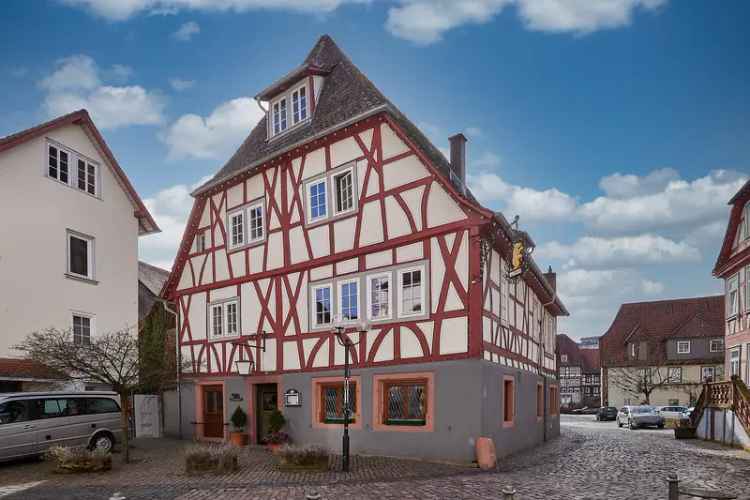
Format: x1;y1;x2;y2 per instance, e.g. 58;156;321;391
0;124;140;356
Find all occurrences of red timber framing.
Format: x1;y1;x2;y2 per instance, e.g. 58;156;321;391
165;111;563;378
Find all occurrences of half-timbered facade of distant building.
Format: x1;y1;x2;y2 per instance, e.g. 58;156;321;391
163;35;567;462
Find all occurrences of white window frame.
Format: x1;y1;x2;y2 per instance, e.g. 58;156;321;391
196;231;206;253
208;299;240;340
676;340;691;354
337;278;360;323
630;343;636;358
730;347;741;376
47;141;100;198
306;178;328;223
746;266;750;312
311;283;333;329
398;265;426;318
701;366;716;382
272;97;289;137
47;142;71;185
667;367;682;384
291;83;309;125
331;166;356;216
66;230;95;281
71;312;95;345
75;157;99;197
247;201;265;243
710;338;724;353
228;209;245;249
560;354;568;363
727;273;739;318
367;272;393;322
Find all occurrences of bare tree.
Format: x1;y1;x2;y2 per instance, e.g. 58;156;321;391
15;327;174;463
609;366;678;405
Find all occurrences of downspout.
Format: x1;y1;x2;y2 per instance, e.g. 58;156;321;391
156;298;181;440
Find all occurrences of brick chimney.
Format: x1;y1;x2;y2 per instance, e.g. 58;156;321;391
448;133;467;187
544;265;556;291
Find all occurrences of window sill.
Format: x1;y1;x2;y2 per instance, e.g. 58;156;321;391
227;238;265;254
64;273;98;285
267;118;312;143
305;208;359;230
209;334;240;342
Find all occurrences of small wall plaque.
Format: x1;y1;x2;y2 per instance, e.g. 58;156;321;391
229;393;243;402
284;389;301;407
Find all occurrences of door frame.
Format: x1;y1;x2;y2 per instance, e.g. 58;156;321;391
194;379;226;441
247;375;281;444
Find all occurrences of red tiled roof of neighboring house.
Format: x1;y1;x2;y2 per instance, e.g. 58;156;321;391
0;109;159;235
600;295;724;368
714;179;750;277
579;348;600;372
557;334;600;373
0;358;67;381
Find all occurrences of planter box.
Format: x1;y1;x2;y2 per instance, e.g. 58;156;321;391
674;427;697;439
277;460;329;472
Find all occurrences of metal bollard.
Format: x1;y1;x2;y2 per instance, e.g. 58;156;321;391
502;486;516;500
305;492;322;500
667;474;679;500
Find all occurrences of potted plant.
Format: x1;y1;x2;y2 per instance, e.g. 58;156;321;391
229;406;248;446
265;409;289;453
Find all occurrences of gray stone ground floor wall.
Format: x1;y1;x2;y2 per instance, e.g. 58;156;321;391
175;359;559;463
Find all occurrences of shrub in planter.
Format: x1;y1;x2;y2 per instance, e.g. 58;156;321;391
46;446;112;473
277;445;330;470
268;408;286;433
229;407;248;447
264;431;290;453
185;443;240;475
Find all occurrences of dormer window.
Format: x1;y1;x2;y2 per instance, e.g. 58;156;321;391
268;82;311;139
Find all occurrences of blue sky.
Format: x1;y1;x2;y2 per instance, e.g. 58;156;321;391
2;0;748;340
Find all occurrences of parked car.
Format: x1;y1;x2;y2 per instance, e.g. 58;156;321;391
0;392;122;462
596;406;618;421
617;405;665;430
657;405;688;420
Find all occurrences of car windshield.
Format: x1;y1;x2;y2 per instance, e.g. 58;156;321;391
632;406;655;414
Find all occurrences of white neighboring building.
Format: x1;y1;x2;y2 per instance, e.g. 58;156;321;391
0;110;158;390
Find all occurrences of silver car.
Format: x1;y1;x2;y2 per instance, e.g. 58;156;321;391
617;405;665;430
0;391;122;461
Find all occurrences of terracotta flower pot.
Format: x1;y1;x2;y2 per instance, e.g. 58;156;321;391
267;443;283;454
229;431;248;446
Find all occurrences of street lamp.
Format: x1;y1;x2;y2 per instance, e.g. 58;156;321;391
233;331;267;376
332;319;368;472
235;359;254;375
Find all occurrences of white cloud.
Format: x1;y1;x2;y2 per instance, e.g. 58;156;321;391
386;0;511;45
39;55;164;130
464;126;482;138
139;175;213;269
537;234;700;268
169;77;195;91
172;21;200;41
579;169;747;234
641;279;664;295
516;0;667;34
472;151;501;169
467;171;577;220
61;0;368;21
162;97;264;160
598;167;679;198
108;64;134;82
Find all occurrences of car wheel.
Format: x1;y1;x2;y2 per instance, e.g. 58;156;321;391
617;419;622;428
629;419;637;430
90;432;115;453
657;423;664;429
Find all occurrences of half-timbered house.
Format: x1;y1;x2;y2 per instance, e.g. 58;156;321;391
163;35;567;462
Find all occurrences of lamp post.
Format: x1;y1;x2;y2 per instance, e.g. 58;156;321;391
332;320;368;472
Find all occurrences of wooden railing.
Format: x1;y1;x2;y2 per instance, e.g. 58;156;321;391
689;377;750;434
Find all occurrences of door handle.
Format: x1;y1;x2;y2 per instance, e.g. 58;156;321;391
23;424;34;430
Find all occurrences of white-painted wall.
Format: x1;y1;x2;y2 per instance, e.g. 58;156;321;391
0;124;141;356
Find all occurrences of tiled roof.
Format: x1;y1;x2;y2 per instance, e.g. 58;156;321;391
556;334;599;373
138;261;171;321
600;295;724;368
0;110;159;235
0;358;67;380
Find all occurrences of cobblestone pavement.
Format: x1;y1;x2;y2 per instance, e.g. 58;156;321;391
2;416;749;499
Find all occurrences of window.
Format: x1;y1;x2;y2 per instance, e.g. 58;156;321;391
333;169;354;215
209;300;239;338
560;354;568;363
48;144;69;184
0;400;31;424
229;210;245;248
367;274;391;321
384;380;427;426
320;382;356;424
76;159;97;196
727;274;739;318
730;348;741;376
741;202;750;242
312;284;332;327
86;398;120;414
307;179;327;222
503;377;515;427
630;343;636;358
536;383;543;419
72;314;92;345
292;86;308;124
549;386;559;416
667;367;682;383
677;340;691;354
710;338;724;353
248;203;264;242
339;279;359;322
701;366;715;382
399;267;424;317
67;230;94;280
196;231;206;253
273;98;288;135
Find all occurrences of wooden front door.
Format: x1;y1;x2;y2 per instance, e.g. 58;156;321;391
255;384;278;443
203;385;224;439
